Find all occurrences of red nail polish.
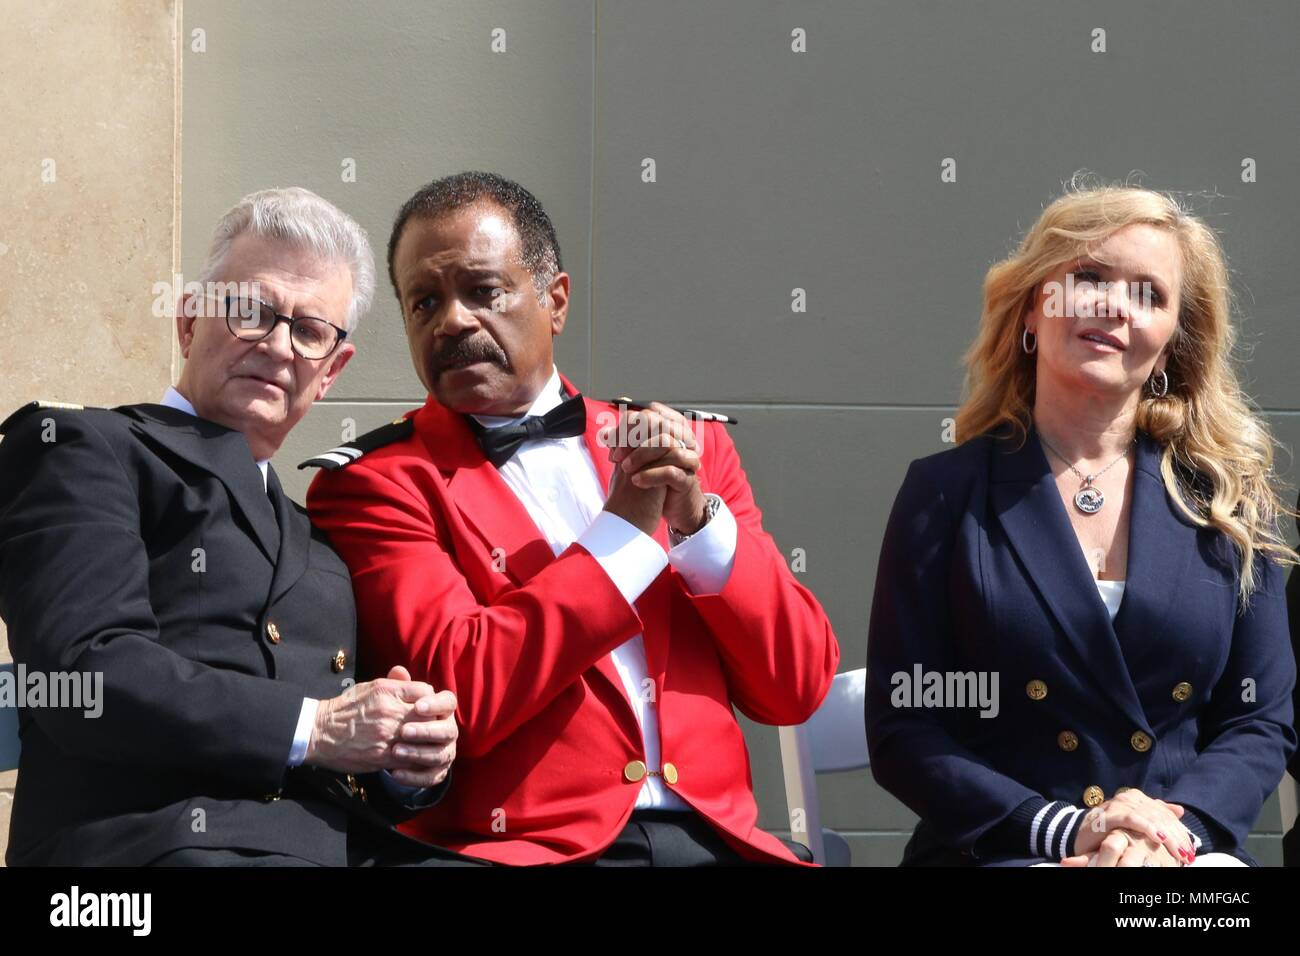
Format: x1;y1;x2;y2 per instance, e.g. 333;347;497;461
1157;831;1168;840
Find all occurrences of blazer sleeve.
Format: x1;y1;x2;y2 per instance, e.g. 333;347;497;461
307;462;648;759
1164;550;1298;847
0;411;306;792
674;422;839;726
360;768;452;823
866;458;1044;853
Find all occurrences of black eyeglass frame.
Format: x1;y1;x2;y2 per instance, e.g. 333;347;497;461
208;294;349;360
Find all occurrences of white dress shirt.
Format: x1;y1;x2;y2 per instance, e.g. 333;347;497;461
1095;578;1125;623
471;367;738;810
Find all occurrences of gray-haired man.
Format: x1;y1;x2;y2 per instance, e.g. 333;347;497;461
0;188;479;866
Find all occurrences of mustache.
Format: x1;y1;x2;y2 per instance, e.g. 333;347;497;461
432;335;510;374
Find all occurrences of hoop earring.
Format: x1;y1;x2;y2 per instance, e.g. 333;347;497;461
1148;368;1169;397
1021;328;1037;354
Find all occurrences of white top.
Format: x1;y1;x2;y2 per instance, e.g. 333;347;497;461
471;366;739;811
1095;579;1126;622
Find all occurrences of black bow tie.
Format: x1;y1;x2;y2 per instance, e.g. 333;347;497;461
468;392;587;467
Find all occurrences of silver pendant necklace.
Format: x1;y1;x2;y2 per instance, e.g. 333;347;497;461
1037;431;1136;515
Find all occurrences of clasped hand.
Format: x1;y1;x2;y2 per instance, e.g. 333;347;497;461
305;665;457;788
1060;788;1198;867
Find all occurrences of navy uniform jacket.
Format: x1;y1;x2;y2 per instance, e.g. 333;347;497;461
866;424;1296;866
0;403;446;866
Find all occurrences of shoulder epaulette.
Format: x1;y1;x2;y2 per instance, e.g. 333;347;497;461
298;416;415;471
0;400;88;435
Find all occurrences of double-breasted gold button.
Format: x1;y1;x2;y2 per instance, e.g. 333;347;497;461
1082;785;1104;807
345;773;367;801
1057;730;1079;752
1130;731;1153;753
623;760;648;783
663;762;679;785
1172;682;1193;703
1026;680;1048;701
332;649;347;673
266;621;281;644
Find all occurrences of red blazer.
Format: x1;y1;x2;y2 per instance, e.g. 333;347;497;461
306;374;839;864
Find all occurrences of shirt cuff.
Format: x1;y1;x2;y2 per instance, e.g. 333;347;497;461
667;495;737;595
378;770;439;808
1177;806;1215;853
578;510;668;606
287;697;318;767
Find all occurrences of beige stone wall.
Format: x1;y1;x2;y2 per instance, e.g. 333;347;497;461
0;0;181;865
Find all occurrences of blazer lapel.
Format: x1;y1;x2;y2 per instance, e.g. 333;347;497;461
266;465;310;606
989;424;1148;731
1110;433;1198;677
424;397;559;588
121;404;281;563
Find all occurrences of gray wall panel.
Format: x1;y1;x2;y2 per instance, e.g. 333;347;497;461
179;0;1300;864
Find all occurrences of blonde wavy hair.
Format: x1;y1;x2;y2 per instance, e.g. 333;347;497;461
954;177;1298;606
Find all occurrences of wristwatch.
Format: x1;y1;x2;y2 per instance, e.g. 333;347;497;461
669;493;722;546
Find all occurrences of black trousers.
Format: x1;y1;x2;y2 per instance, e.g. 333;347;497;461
583;810;815;867
151;813;813;867
148;824;490;868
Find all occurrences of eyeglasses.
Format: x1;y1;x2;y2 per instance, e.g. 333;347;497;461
205;295;348;360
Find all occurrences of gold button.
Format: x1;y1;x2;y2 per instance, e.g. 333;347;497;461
623;760;647;783
263;790;282;802
1082;785;1104;807
1172;682;1192;702
1057;730;1079;752
663;762;679;785
1025;680;1047;701
341;774;368;802
332;649;347;673
266;621;281;644
1130;731;1153;753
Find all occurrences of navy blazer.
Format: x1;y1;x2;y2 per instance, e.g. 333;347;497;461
0;403;447;865
865;424;1296;866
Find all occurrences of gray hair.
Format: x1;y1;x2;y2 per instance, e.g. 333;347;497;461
199;187;376;334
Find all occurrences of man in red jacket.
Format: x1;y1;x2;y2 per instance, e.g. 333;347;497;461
305;171;839;865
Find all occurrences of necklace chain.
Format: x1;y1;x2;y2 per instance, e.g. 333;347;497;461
1037;432;1136;486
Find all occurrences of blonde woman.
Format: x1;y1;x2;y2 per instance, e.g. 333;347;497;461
866;182;1298;866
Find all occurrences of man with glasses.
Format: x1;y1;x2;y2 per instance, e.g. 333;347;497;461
0;187;477;867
